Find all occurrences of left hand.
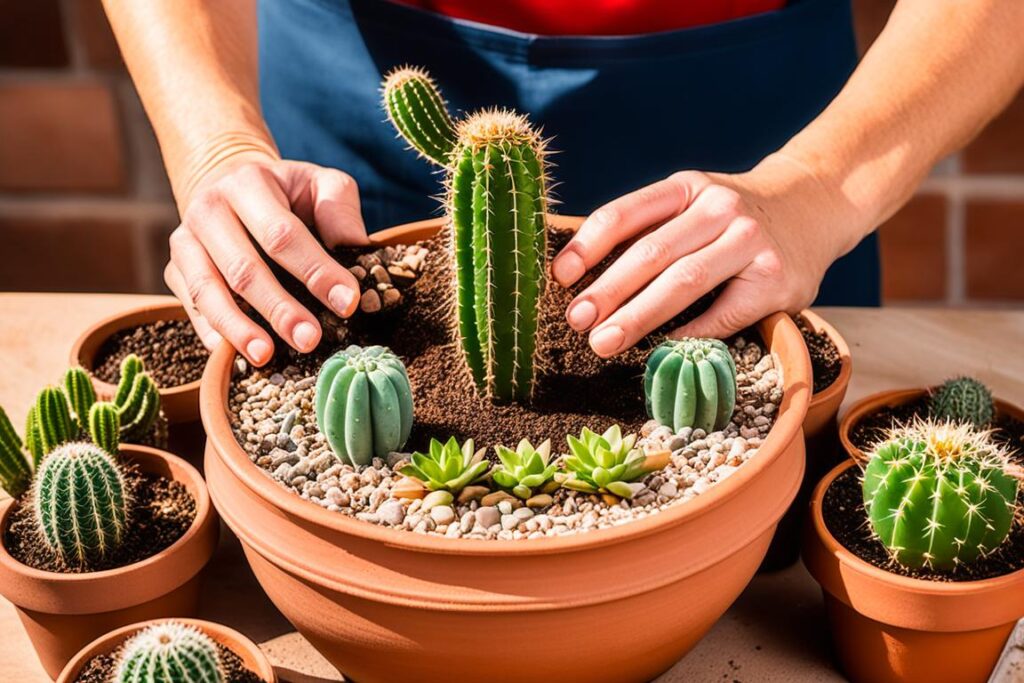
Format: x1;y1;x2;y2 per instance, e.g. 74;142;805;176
550;158;855;357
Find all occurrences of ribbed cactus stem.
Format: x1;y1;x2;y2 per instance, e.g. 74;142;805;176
0;406;31;498
24;405;44;466
645;338;737;433
383;66;457;166
928;376;995;428
33;442;129;566
88;402;121;455
33;386;76;456
115;622;224;683
62;366;96;426
113;355;160;441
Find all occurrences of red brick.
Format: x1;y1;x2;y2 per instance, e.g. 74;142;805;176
71;0;124;70
963;92;1024;174
878;195;947;302
0;82;126;193
852;0;895;55
965;200;1024;300
0;0;69;68
0;216;140;292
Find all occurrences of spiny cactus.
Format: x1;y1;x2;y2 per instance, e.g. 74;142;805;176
33;442;129;567
0;407;31;498
383;67;549;403
112;354;160;441
29;386;76;462
493;439;558;500
558;425;668;499
115;622;224;683
315;345;414;467
862;419;1020;570
62;366;96;425
88;401;121;455
928;376;995;429
398;437;491;494
645;338;737;433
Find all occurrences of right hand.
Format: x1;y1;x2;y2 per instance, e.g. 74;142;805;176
164;153;368;366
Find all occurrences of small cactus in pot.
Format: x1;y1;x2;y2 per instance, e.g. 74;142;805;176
928;376;995;429
115;621;224;683
0;407;32;498
644;338;737;434
112;354;161;442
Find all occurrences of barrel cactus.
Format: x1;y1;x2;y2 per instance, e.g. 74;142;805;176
862;419;1019;570
557;425;668;500
115;622;224;683
0;407;31;498
113;354;161;441
398;437;490;494
383;67;548;403
928;376;995;428
493;439;558;500
644;338;737;433
315;345;414;467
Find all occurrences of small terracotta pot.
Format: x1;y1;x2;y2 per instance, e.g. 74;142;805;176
803;460;1024;683
761;309;852;571
71;301;201;424
0;445;219;678
839;388;1024;462
56;618;277;683
200;216;813;683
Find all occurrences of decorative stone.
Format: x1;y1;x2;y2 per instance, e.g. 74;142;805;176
422;490;454;511
457;486;489;504
525;494;553;509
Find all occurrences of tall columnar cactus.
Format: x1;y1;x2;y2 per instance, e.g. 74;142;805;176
315;345;414;467
862;420;1020;570
88;401;121;454
30;386;76;460
113;354;160;441
115;622;224;683
644;338;737;433
62;366;97;425
928;376;995;429
32;442;129;567
0;407;32;498
383;67;548;403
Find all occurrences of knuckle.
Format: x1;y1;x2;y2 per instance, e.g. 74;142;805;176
267;298;294;332
188;190;226;220
731;215;761;242
670;261;709;291
302;260;333;294
186;275;214;306
262;220;299;256
634;236;672;266
590;205;621;228
755;248;785;280
668;170;707;187
701;185;743;219
225;256;258;293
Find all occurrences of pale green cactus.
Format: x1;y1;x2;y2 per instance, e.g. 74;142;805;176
492;439;557;500
112;354;160;441
644;338;737;433
115;622;224;683
0;407;31;498
398;437;490;494
557;425;668;499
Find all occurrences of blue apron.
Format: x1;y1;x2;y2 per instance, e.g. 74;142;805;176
259;0;879;306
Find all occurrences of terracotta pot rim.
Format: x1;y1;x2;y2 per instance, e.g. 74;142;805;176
798;308;852;408
70;300;201;398
0;444;211;586
200;217;813;558
56;618;277;683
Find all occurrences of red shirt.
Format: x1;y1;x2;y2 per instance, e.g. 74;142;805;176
394;0;786;36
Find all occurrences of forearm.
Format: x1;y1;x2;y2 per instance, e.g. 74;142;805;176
102;0;278;208
773;0;1024;256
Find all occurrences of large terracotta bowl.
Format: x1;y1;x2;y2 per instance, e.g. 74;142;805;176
0;445;219;678
57;618;277;683
200;217;813;683
803;460;1024;683
71;301;201;424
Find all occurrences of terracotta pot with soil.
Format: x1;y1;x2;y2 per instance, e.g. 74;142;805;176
0;444;219;678
71;302;210;424
57;618;276;683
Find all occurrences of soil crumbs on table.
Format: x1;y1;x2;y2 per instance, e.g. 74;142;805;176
73;641;264;683
823;466;1024;581
93;319;209;387
4;471;195;573
794;314;840;394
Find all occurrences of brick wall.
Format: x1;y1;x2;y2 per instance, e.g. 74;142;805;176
1;0;1021;304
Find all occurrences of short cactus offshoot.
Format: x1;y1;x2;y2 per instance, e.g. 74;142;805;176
113;354;160;441
115;622;224;683
862;419;1020;570
928;376;995;429
0;407;32;498
383;67;549;403
645;338;737;433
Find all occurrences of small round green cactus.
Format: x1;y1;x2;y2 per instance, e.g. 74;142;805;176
862;420;1019;570
558;425;668;499
644;338;737;433
493;439;557;500
315;345;414;467
115;622;224;683
88;401;121;455
113;355;160;441
928;376;995;428
0;406;31;498
33;442;129;567
398;437;490;494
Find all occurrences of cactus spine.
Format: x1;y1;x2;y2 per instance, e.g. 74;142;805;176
115;622;224;683
32;442;129;567
0;407;31;498
383;67;548;403
644;338;737;433
113;354;160;441
62;367;96;426
862;420;1019;570
315;345;414;467
928;376;995;428
88;402;121;454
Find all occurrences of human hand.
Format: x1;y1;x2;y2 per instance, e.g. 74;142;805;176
551;157;855;357
164;153;368;365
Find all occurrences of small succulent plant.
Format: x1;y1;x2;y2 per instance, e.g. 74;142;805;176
862;419;1020;570
0;407;32;498
644;338;737;433
492;439;558;500
113;354;161;441
928;376;995;429
558;425;668;499
315;345;414;467
115;621;224;683
398;437;490;494
33;442;129;567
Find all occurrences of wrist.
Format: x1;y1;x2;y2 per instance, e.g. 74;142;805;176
173;130;280;211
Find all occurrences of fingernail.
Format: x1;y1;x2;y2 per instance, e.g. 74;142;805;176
328;284;357;316
590;325;625;356
292;321;320;351
247;338;272;365
567;299;598;331
553;251;585;286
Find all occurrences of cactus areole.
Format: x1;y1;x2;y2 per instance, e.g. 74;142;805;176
383;67;548;403
645;338;737;433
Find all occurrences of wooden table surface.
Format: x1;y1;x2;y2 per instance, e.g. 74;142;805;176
2;293;1023;683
